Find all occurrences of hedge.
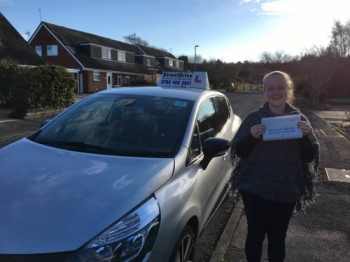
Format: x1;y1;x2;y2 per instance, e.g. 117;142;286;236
0;59;21;106
325;98;350;105
0;60;76;117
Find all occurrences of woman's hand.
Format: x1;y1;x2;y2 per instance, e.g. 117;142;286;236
297;121;311;136
250;124;267;139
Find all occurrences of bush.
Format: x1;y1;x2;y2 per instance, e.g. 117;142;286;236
0;60;77;117
294;96;309;108
225;85;237;92
325;98;350;105
0;59;21;106
209;77;218;89
28;65;76;109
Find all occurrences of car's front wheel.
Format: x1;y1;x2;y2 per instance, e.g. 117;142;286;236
170;225;195;262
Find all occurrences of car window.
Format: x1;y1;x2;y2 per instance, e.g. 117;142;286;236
50;96;116;141
188;98;221;164
32;94;194;158
215;96;230;130
197;98;220;144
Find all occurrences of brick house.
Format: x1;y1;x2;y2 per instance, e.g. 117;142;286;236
29;22;187;94
0;13;45;66
135;45;189;83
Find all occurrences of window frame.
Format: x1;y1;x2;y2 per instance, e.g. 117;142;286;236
35;46;42;56
118;51;126;62
187;122;202;166
147;59;151;66
213;96;231;131
93;71;100;81
102;47;111;59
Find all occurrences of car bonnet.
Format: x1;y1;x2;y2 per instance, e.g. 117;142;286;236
0;139;174;254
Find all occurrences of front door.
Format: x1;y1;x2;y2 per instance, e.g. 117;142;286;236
106;72;112;89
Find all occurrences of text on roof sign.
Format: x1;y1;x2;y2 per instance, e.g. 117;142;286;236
158;71;210;89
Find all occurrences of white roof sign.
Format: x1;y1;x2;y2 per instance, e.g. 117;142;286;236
158;71;210;89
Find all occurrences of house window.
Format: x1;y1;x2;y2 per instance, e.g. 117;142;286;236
169;59;173;66
176;61;180;67
147;59;151;66
35;46;42;56
47;45;58;56
102;48;111;59
118;51;126;62
93;71;100;81
126;76;130;84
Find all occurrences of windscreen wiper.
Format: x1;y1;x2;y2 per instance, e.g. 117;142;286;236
122;151;171;157
35;140;121;155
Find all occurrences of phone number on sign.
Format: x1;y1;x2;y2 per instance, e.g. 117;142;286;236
161;80;192;85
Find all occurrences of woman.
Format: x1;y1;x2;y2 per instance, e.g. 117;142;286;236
230;71;319;262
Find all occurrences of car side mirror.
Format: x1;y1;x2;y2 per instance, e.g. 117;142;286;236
200;137;230;170
41;119;51;127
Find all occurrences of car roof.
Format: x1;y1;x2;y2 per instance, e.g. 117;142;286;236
96;86;223;101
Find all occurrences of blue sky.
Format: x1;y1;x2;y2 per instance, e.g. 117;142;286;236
1;0;349;62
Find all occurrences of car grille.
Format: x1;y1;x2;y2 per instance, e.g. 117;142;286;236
0;251;73;262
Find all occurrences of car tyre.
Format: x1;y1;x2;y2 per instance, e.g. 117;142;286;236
170;225;195;262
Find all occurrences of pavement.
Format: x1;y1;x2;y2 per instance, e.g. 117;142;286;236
210;108;350;262
1;105;350;262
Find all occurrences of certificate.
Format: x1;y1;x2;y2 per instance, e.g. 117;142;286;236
261;114;302;141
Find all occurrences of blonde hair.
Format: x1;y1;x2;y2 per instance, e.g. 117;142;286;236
263;71;295;104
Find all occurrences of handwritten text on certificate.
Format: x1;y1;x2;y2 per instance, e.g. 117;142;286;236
261;114;302;141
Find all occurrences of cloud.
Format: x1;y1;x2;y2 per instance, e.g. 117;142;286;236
239;0;253;4
218;0;350;62
259;0;349;23
255;0;350;54
240;0;260;4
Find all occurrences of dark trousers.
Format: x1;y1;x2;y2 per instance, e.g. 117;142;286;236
240;190;296;262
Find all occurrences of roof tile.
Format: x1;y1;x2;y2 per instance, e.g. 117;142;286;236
0;13;45;65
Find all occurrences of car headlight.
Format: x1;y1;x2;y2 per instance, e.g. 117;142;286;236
66;197;160;262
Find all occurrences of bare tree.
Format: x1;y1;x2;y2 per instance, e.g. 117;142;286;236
123;34;149;46
298;46;342;106
259;51;274;63
259;50;295;64
187;54;203;64
329;20;350;57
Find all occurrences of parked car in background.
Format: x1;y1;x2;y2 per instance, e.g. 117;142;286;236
220;82;234;89
0;72;241;262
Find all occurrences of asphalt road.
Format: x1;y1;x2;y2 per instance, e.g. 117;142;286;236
225;91;265;119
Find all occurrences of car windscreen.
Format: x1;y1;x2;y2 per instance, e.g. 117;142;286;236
31;93;194;158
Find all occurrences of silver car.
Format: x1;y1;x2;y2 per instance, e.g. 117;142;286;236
0;86;241;262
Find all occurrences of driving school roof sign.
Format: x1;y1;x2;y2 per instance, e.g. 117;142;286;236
158;71;210;89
